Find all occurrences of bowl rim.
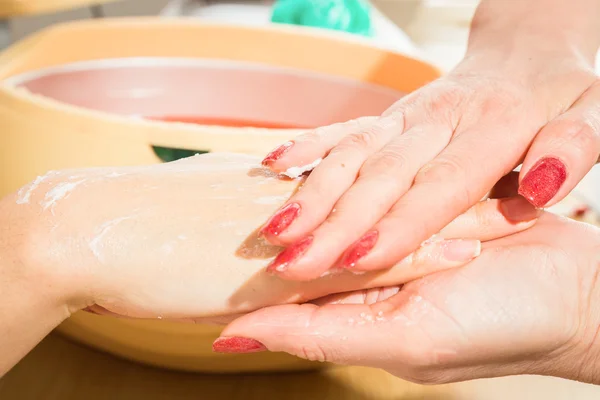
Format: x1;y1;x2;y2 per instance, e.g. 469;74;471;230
3;56;406;99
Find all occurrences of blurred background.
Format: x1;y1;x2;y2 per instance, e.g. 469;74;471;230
4;0;480;70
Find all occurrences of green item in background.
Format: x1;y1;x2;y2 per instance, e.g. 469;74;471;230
271;0;373;37
152;146;208;163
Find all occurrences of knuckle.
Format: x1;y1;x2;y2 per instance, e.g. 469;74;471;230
549;117;600;151
335;130;379;152
296;129;325;146
471;202;495;230
416;82;467;123
426;89;463;114
294;344;330;363
345;116;378;132
314;117;377;143
416;158;463;184
361;150;409;176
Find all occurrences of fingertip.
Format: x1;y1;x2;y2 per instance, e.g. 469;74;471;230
260;202;302;239
212;337;267;354
341;230;379;270
261;141;295;168
518;157;567;208
265;235;315;277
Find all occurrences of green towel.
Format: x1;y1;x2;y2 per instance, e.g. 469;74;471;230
271;0;373;37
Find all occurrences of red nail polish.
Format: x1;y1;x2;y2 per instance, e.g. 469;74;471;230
518;157;567;208
261;203;301;236
267;236;313;273
262;141;294;166
212;337;267;354
342;231;379;268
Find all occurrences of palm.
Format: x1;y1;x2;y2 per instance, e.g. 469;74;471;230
222;214;600;382
390;219;581;377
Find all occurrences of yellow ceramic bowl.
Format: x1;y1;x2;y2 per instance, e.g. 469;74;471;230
0;18;440;373
0;0;119;18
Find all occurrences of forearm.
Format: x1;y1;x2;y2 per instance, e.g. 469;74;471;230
467;0;600;65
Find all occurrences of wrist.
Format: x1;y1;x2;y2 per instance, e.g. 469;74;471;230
465;0;600;70
0;193;85;373
0;193;88;315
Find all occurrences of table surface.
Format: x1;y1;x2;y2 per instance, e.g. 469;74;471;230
2;332;600;400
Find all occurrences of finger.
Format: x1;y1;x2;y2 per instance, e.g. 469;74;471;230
268;195;537;280
212;289;434;368
261;116;378;172
212;295;406;364
266;218;481;281
346;125;529;272
437;197;540;241
214;236;493;358
519;82;600;208
265;196;535;280
260;113;405;244
266;123;452;277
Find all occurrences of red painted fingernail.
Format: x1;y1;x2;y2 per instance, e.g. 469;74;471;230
212;337;267;354
267;236;314;273
518;157;567;208
262;141;294;166
261;202;301;236
342;230;379;269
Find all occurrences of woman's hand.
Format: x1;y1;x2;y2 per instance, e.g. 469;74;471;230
0;155;537;374
216;213;600;384
258;0;600;281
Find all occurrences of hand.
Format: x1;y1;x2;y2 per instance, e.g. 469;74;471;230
257;7;600;281
1;154;537;373
216;213;600;384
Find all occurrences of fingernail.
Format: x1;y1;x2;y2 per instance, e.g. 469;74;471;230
261;202;301;236
262;141;294;166
518;157;567;208
267;236;313;273
212;337;267;354
441;239;481;262
499;197;541;222
342;230;379;269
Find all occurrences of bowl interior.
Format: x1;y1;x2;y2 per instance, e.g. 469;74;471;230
8;58;405;128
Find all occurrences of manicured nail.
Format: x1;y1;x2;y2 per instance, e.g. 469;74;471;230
261;202;301;236
262;141;294;166
342;230;379;269
499;197;541;222
212;337;267;354
518;157;567;208
267;236;313;273
442;239;481;262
